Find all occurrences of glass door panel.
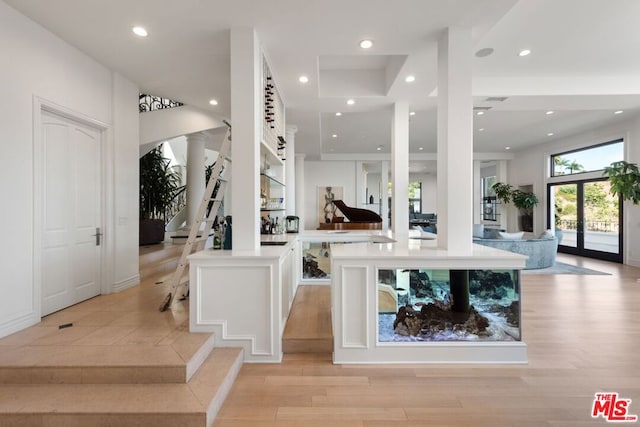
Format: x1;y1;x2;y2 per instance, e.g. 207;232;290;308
551;183;578;249
583;181;619;254
548;179;622;262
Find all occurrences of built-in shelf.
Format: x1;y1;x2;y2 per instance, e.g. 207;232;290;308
261;140;284;167
261;173;285;212
260;173;284;187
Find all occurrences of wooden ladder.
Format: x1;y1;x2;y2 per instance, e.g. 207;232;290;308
159;123;231;311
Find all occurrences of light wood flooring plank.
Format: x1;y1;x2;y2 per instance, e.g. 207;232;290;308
215;254;640;426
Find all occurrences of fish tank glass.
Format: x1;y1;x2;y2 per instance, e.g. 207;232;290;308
302;241;332;280
377;268;521;342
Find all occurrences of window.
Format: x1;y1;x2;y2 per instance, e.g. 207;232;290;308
551;139;624;177
481;176;497;221
409;182;421;214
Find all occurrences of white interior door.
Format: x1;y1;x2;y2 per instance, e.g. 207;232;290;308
41;111;102;316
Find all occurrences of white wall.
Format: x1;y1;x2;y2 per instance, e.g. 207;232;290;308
410;173;437;213
0;2;139;336
112;74;141;290
510;113;640;266
303;161;357;230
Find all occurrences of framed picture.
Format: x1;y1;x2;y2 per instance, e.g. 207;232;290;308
318;186;343;224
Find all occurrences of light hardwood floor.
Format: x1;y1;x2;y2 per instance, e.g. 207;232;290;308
215;253;640;427
282;285;333;353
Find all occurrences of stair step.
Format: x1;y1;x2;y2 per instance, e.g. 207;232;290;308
0;329;215;384
0;347;243;427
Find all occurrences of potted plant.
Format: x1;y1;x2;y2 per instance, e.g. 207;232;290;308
491;182;513;205
139;145;181;245
491;182;539;232
603;160;640;204
511;189;539;232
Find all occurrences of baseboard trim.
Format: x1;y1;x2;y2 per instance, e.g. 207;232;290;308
113;274;140;292
0;311;40;339
626;257;640;268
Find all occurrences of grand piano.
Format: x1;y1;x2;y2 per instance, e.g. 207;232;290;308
318;199;383;230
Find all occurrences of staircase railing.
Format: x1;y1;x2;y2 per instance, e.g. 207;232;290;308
164;186;186;225
139;93;184;113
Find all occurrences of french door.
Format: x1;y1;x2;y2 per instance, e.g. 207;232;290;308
548;178;622;262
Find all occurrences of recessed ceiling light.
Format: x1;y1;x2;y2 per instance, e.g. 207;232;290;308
332;134;337;138
614;110;624;114
476;111;485;116
418;147;424;151
298;75;309;83
475;47;494;58
519;49;531;57
359;39;373;49
409;111;416;116
546;110;554;115
405;75;416;83
505;146;511;150
547;132;554;136
376;147;382;151
347;99;355;105
479;128;485;132
209;99;218;106
132;26;148;37
335;112;342;116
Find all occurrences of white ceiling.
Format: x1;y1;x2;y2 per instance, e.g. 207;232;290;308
5;0;640;163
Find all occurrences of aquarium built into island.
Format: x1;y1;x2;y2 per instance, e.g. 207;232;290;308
331;237;528;364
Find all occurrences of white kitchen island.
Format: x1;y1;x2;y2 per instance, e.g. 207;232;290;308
331;236;528;364
188;230;528;364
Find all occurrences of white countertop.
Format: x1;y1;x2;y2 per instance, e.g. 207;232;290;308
188;229;527;269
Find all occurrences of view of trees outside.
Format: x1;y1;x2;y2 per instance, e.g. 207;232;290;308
554;181;619;233
551;140;623;177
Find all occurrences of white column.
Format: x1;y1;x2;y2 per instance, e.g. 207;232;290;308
392;102;410;241
356;161;365;208
230;28;261;250
473;160;481;224
437;26;473;253
295;154;306;228
496;160;508;231
186;132;206;228
381;160;390;231
285;125;297;216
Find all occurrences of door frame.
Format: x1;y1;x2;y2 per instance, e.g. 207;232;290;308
547;178;623;263
33;96;114;319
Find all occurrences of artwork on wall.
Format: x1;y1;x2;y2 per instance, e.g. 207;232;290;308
318;186;343;224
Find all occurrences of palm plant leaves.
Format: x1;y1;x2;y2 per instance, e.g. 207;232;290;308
140;145;181;220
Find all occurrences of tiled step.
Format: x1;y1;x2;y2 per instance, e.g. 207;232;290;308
0;347;243;427
0;328;215;384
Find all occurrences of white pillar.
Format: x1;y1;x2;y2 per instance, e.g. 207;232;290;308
392;102;410;241
437;26;473;253
285;125;297;216
356;161;365;208
295;154;306;228
496;160;508;231
186;132;206;227
473;160;481;225
230;28;261;250
381;160;390;231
